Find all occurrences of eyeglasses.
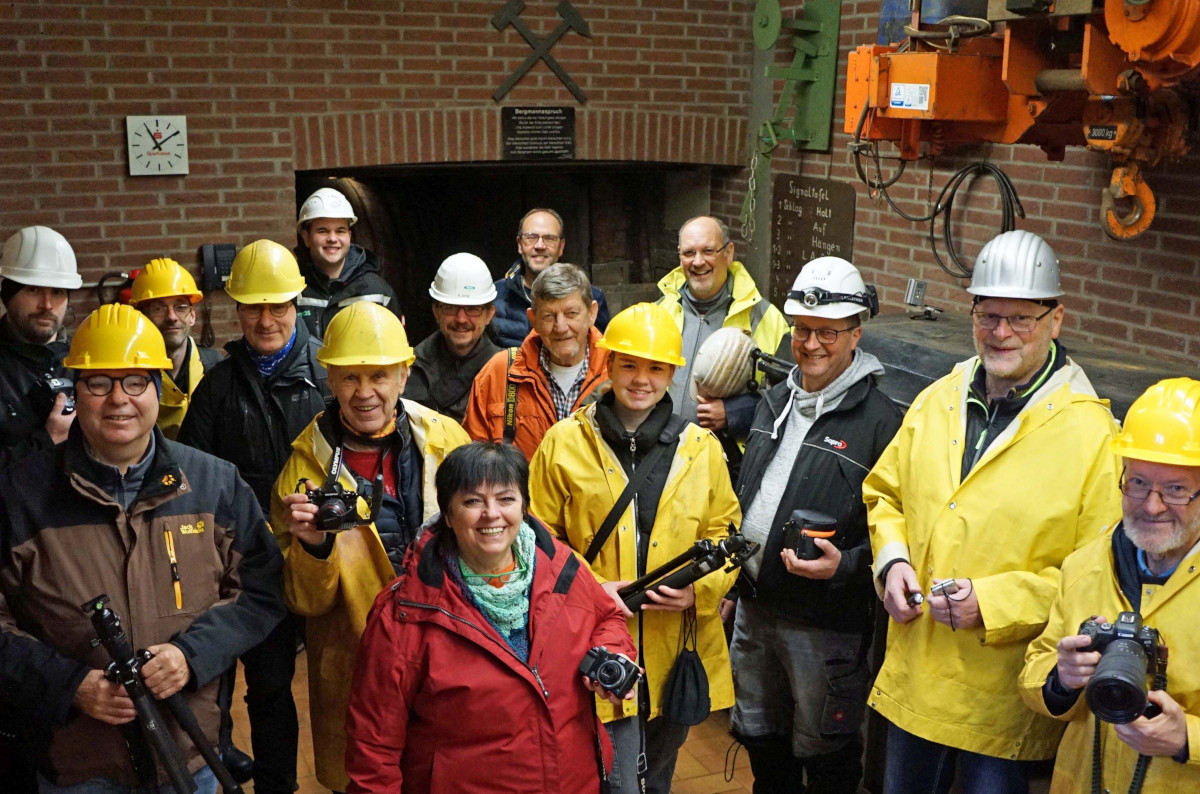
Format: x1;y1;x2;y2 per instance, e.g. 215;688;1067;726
140;301;195;320
1120;475;1200;506
970;306;1054;334
678;241;731;261
434;302;488;318
792;325;856;345
518;232;561;245
237;303;292;319
78;374;153;397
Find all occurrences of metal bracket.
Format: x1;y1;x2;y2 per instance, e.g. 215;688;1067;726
756;0;842;153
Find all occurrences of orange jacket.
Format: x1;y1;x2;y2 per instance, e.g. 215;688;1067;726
462;327;608;459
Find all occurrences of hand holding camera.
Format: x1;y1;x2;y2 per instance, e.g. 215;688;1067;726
882;561;924;623
927;577;980;630
579;646;641;705
1076;611;1165;724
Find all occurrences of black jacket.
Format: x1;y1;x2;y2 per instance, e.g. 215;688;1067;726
292;244;401;340
0;427;285;784
405;331;500;424
735;376;903;634
177;323;330;512
0;318;70;468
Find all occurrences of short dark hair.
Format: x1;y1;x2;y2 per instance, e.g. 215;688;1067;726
435;442;530;517
517;208;564;237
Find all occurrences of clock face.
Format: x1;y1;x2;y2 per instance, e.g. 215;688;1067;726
126;116;189;176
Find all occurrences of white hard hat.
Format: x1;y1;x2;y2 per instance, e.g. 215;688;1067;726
968;230;1062;300
429;253;497;305
784;256;876;321
0;226;82;290
297;188;357;231
689;327;757;400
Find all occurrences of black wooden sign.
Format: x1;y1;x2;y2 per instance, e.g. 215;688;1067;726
502;107;575;160
768;175;857;307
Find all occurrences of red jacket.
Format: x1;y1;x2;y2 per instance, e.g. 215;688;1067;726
461;327;609;460
345;517;636;794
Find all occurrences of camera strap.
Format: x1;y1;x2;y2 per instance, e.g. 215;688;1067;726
323;443;345;491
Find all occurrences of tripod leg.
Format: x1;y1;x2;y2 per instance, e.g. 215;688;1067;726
161;692;243;794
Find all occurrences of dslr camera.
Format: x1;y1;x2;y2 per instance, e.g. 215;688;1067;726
781;509;837;561
579;646;640;698
306;482;362;531
1078;611;1164;724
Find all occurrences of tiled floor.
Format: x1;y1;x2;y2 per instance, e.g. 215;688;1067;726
230;652;754;793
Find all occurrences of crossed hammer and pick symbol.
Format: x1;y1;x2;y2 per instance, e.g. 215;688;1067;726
491;0;592;103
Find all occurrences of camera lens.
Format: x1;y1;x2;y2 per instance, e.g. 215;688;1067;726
596;660;624;689
316;499;348;530
1086;639;1149;724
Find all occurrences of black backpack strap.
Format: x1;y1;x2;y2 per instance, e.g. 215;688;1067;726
503;347;519;443
582;417;687;565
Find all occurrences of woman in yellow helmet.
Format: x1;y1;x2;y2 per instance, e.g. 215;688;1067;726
271;301;469;792
529;302;742;794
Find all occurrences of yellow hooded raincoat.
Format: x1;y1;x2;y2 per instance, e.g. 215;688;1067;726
1020;528;1200;792
864;356;1122;760
529;403;742;723
269;399;469;791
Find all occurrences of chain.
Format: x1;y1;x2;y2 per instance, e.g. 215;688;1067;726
739;148;761;242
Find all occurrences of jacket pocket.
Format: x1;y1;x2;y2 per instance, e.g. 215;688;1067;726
153;516;222;618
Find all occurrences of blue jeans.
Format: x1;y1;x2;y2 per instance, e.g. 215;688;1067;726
604;716;690;794
883;721;1034;794
38;765;217;794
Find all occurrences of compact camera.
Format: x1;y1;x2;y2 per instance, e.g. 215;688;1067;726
781;509;837;561
1078;612;1164;724
578;646;640;698
45;376;75;415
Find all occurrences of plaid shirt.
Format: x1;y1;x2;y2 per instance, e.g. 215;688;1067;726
538;341;589;421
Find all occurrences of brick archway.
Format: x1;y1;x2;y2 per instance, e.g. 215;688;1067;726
293;107;748;169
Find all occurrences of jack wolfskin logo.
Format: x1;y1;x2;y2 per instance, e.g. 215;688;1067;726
823;437;847;450
161;474;177;486
180;520;205;535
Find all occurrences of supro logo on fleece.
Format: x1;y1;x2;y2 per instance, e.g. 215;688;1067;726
823;436;847;450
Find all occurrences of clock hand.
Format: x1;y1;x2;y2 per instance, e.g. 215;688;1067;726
157;130;181;147
143;123;164;151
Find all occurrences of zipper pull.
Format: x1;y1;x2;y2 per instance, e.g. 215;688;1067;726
163;528;182;611
531;665;550;699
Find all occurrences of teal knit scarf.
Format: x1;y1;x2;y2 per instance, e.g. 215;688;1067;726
457;521;536;640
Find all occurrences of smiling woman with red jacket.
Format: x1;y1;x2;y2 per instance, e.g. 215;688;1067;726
344;442;636;793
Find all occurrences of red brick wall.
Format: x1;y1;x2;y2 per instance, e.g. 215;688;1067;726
758;1;1200;367
1;0;755;343
4;0;1198;363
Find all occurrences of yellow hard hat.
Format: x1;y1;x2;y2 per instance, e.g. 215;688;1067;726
1111;378;1200;467
129;258;202;305
318;301;414;367
225;240;306;304
64;303;173;370
598;302;685;366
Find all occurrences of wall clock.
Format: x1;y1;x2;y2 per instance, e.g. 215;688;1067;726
126;116;189;176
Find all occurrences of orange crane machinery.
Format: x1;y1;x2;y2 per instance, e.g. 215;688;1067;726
846;0;1199;239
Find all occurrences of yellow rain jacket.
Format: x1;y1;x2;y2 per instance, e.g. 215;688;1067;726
269;399;469;791
656;260;790;368
864;356;1122;759
157;338;220;440
1020;527;1200;792
529;403;742;723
